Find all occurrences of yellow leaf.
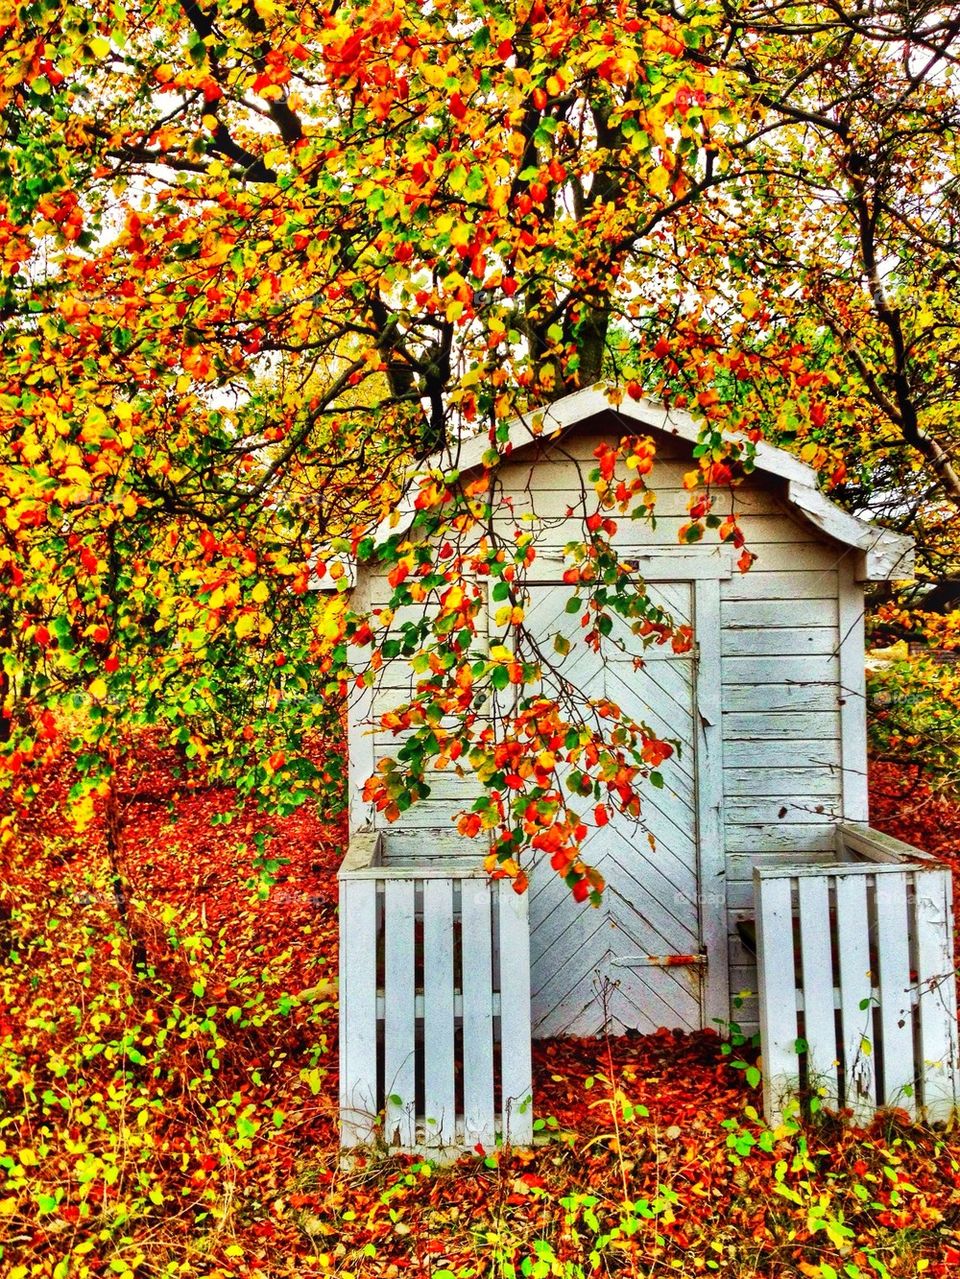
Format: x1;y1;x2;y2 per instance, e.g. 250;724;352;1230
89;36;111;58
122;494;138;518
251;581;270;605
235;612;255;639
89;677;108;700
649;165;671;195
0;1198;17;1215
739;288;761;319
18;1148;37;1166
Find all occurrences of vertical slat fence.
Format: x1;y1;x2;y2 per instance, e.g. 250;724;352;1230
755;841;959;1127
339;838;534;1155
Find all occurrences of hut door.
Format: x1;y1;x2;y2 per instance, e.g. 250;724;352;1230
523;579;705;1037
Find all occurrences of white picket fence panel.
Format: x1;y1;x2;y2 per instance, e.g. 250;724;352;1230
755;824;959;1126
339;834;533;1154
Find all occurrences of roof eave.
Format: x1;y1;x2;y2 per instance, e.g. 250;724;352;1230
786;482;915;581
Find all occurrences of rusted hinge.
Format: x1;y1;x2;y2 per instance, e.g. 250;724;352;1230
609;952;707;969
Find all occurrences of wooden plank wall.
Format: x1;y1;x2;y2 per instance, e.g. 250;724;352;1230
720;530;849;1029
355;423;857;1028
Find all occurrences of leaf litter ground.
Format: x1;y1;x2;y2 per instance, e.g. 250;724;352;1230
2;741;960;1278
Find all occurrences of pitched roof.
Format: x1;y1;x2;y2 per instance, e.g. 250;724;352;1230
373;384;914;582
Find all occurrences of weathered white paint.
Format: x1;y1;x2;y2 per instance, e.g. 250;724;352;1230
755;827;959;1126
915;869;960;1123
384;879;417;1147
522;576;705;1037
373;384;913;579
339;395;931;1151
835;874;876;1124
499;880;534;1143
755;874;800;1120
339;872;378;1147
422;879;456;1145
694;576;729;1031
797;876;839;1110
874;873;913;1108
338;833;533;1154
837;557;870;823
786;481;914;580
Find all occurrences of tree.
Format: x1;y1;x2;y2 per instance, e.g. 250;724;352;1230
2;0;959;895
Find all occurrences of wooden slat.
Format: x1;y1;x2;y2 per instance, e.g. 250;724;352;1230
498;882;534;1145
339;878;379;1146
725;829;838;857
600;861;699;951
721;597;839;629
835;875;876;1123
423;879;456;1148
722;737;843;770
874;872;915;1115
722;655;839;686
372;798;476;830
914;868;960;1123
495;515;822;551
461;880;496;1147
722;570;839;601
797;877;839;1109
758;861;932;880
837;558;869;822
693;575;729;1032
726;797;842;826
723;768;841;798
384;880;417;1148
839;823;935;865
722;682;839;714
754;873;799;1125
723;710;839;740
720;626;839;658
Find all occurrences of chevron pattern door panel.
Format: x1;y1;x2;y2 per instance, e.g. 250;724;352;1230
523;581;702;1037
